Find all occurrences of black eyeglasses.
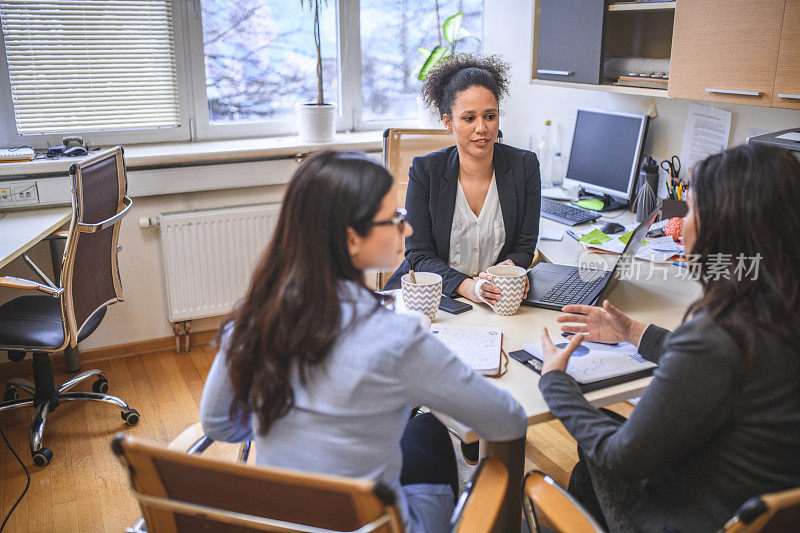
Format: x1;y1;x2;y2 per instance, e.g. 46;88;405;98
366;208;407;230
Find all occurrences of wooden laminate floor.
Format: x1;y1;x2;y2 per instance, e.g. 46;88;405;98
0;344;632;532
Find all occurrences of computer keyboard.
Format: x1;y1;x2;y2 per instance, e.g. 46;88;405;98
539;269;607;305
540;197;600;226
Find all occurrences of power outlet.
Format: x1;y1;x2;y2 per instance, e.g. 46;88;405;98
12;182;39;205
0;185;12;206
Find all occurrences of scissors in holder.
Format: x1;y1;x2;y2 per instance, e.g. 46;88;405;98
661;155;681;180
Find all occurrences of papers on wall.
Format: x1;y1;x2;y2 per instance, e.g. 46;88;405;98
523;339;656;385
679;104;732;174
430;324;501;375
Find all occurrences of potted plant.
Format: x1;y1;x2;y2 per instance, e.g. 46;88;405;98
296;0;336;142
416;10;479;126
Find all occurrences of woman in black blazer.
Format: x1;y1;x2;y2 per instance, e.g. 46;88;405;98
386;56;541;303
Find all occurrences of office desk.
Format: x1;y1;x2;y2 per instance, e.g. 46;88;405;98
429;211;700;531
0;206;71;269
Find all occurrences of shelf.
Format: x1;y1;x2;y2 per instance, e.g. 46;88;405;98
608;1;676;12
531;78;669;97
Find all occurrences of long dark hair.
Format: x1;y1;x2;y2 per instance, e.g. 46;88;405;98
222;150;393;434
686;144;800;367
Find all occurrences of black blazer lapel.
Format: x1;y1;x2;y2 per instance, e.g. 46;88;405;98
435;148;460;261
494;145;517;258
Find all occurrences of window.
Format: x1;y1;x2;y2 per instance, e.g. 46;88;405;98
0;0;483;146
360;0;483;123
0;0;189;146
200;1;338;125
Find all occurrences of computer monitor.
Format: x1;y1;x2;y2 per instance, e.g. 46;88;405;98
563;109;649;211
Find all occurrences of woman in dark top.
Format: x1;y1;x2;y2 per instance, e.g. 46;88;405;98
386;56;541;304
539;144;800;532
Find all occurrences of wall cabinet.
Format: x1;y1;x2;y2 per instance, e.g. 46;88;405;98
773;0;800;110
668;0;786;107
532;0;800;110
535;0;606;84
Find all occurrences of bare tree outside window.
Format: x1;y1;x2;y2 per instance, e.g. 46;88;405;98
360;0;483;122
201;0;338;124
199;0;482;126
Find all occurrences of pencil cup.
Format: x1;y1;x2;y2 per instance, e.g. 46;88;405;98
401;272;442;321
474;265;527;316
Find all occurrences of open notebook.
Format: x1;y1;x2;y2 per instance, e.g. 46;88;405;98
430;324;502;375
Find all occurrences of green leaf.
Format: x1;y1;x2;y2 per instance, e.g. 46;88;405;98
418;45;448;81
442;11;463;46
417;47;431;58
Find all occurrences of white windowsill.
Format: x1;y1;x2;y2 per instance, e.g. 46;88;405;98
0;130;385;177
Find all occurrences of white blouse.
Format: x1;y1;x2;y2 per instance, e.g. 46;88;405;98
448;174;506;277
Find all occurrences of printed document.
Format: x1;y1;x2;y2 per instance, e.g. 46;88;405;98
523;339;656;384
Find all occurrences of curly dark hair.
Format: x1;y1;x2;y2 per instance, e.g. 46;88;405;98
421;55;510;119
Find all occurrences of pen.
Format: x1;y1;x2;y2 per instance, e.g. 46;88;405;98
566;229;580;241
673;261;687;269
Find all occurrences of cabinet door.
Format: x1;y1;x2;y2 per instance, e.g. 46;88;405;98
773;0;800;109
535;0;606;84
668;0;785;107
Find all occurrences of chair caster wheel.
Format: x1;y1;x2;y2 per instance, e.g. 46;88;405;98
3;386;18;402
92;376;109;394
32;447;53;467
122;409;140;425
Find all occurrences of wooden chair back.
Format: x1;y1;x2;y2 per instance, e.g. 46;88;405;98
523;470;603;533
723;486;800;532
113;434;403;533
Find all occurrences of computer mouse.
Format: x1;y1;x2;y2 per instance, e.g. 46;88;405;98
600;222;625;234
63;145;88;157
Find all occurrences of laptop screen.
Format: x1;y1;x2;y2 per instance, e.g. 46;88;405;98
597;203;663;299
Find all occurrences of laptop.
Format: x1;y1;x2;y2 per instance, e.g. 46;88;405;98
522;203;662;311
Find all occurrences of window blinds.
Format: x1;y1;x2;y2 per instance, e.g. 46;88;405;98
0;0;180;135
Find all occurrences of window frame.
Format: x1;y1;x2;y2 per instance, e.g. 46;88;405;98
0;0;194;148
0;0;479;147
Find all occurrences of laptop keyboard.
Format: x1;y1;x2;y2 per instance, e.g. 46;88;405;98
539;269;607;305
540;197;599;225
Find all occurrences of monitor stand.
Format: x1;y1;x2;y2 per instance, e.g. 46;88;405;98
577;188;628;212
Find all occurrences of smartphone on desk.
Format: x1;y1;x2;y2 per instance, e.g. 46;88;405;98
439;295;473;314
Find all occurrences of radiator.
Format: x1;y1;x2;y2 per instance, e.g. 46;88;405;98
159;203;281;322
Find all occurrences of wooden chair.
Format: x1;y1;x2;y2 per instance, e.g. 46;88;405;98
115;423;509;533
377;128;455;290
523;470;604;533
523;469;800;533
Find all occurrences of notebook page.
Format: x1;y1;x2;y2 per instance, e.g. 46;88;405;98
430;324;501;374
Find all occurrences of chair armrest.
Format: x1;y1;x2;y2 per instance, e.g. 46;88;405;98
43;230;69;240
0;275;63;297
76;195;133;233
451;457;508;532
522;471;603;533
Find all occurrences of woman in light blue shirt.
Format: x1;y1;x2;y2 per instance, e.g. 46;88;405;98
200;151;526;533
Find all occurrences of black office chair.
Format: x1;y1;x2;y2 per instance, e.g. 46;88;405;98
0;146;139;466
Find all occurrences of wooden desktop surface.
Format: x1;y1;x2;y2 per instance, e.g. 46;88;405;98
0;206;71;270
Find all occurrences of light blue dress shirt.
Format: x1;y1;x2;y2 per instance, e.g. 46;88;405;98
200;281;526;532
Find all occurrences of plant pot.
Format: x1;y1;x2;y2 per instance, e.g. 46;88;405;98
296;102;337;142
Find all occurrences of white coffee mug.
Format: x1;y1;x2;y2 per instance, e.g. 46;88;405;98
473;265;528;316
401;272;442;321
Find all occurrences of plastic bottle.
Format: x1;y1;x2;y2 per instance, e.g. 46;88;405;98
551;151;564;188
537;120;555;188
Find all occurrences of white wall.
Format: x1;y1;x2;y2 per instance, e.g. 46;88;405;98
485;1;800;163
